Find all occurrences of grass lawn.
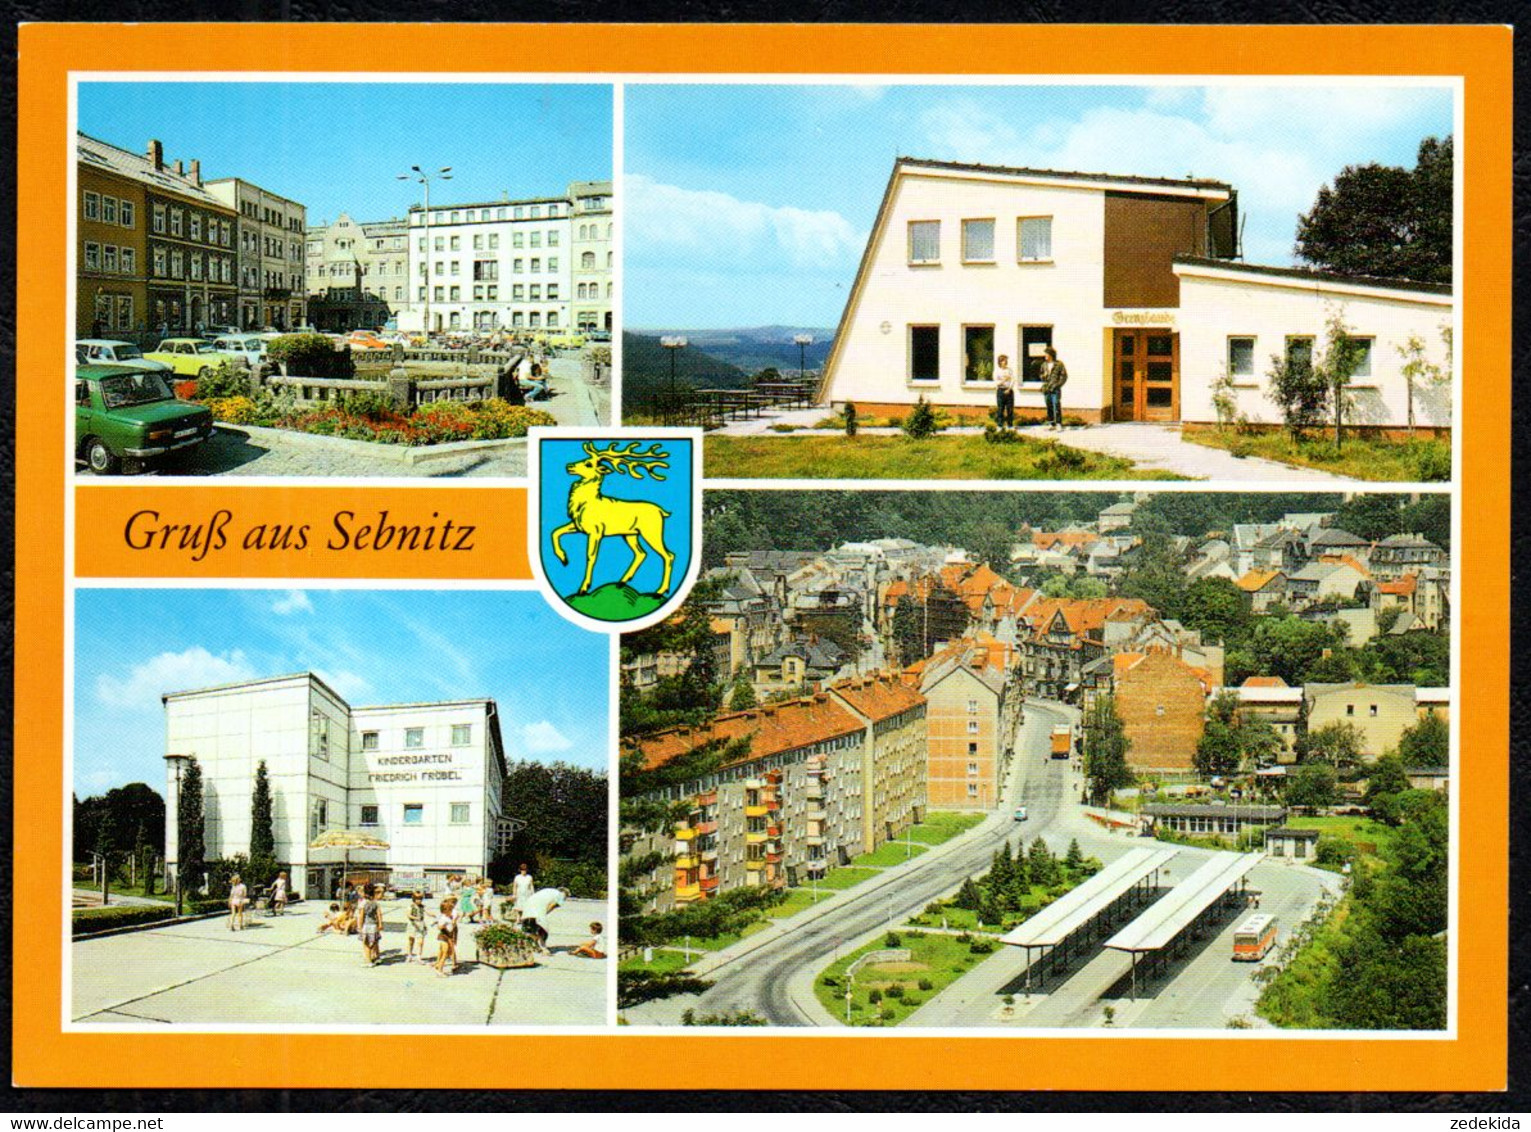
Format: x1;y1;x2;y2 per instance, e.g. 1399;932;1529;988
618;948;697;975
73;879;169;903
766;887;838;919
704;434;1182;481
905;886;1053;934
1297;815;1396;867
813;867;882;891
852;841;930;868
904;811;986;846
1183;429;1451;482
814;930;1001;1026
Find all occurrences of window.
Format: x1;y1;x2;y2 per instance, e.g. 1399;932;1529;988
451;724;472;746
450;261;461;276
101;196;118;224
486;285;497;300
83;242;100;270
513;284;525;300
1351;337;1374;378
360;804;379;826
119;200;135;228
968;762;980;775
1286;336;1315;371
310;799;328;840
115;295;132;329
1369;704;1379;717
547;284;559;300
312;710;329;759
531;258;541;273
530;205;542;219
449;285;461;301
548;231;559;247
405;727;424;749
967;783;978;798
450;803;470;825
1228;336;1256;379
433;286;444;301
547;311;558;328
450;235;460;251
1018;216;1053;261
403;803;424;825
190;254;203;281
489;233;499;250
529;311;541;328
434;236;444;252
514;258;524;273
1346;704;1355;716
907;220;940;264
581;251;595;269
361;731;379;751
513;232;524;248
152;203;166;233
190;214;202;241
473;234;483;250
530;232;542;249
170;209;183;237
102;245;118;273
548;257;558;272
84;191;100;220
961;218;995;263
909;325;940;383
963;325;995;383
120;248;135;275
1019;325;1055;384
530;284;541;301
170;250;183;278
967;720;980;735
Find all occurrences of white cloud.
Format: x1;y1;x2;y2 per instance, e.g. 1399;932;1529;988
918;98;1024;161
95;647;255;709
627;174;864;271
314;667;373;702
521;720;574;753
270;590;314;616
1199;86;1449;146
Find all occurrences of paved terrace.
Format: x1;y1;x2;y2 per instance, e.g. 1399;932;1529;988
72;897;607;1026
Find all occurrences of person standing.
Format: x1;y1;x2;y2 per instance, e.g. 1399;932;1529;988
404;891;428;963
227;874;248;931
1040;346;1068;429
355;885;377;965
271;872;288;916
435;895;459;976
511;863;535;923
994;354;1015;429
519;887;568;953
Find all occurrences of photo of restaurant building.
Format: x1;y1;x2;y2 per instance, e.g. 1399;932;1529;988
817;157;1454;433
162;673;509;901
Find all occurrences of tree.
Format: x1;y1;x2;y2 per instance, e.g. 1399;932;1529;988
1247;615;1340;686
1064;838;1084;872
1396;328;1451;437
1084;695;1134;806
728;671;757;711
93;805;118;902
1284;763;1338;811
1027;838;1060;888
1306;721;1365;770
1396;712;1448;768
1181;577;1252;648
1265;345;1329;441
1195;716;1243;778
498;761;609;878
1314;310;1367;452
1294;136;1453;284
250;759;276;861
177;758;206;893
960;521;1017;580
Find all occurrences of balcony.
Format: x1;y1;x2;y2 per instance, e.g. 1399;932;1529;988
695;790;717;807
745;805;768;818
806;834;825;847
744;779;763;790
674;854;698;870
807;807;827;822
805;859;827;875
700;847;719;862
745;831;767;844
695;820;717;836
765;797;782;811
674;884;703;903
745;858;764;871
766;852;782;864
699;875;720;893
767;824;782;838
674;826;697;841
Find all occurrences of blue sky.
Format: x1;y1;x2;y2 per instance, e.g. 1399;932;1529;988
74;589;611;797
78;82;612;228
625;83;1454;328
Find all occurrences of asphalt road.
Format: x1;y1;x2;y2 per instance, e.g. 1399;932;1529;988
649;701;1082;1026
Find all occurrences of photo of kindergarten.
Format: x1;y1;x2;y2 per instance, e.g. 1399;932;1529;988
74;81;613;479
622;83;1454;484
617;488;1452;1030
71;589;610;1027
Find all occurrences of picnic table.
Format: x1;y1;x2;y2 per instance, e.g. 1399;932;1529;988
754;382;817;409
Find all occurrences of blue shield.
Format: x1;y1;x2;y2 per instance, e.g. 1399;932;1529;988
530;428;701;632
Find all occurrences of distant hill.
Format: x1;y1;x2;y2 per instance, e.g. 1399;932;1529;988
622;332;749;406
629;325;835;377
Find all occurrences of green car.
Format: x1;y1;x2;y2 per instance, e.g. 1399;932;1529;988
141;337;248;379
75;364;214;474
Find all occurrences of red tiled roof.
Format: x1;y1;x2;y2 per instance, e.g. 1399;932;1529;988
1032;531;1099;551
828;673;926;722
1023;597;1154;639
1242;676;1290;688
1378;573;1418;595
631;693;864;772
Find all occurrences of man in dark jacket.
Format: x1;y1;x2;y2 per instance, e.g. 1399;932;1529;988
1040;347;1068;429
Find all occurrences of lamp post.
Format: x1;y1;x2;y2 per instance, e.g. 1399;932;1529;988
398;165;453;337
660;335;687;395
793;333;814;383
163;752;190;917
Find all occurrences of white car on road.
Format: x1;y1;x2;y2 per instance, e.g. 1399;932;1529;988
75;339;172;374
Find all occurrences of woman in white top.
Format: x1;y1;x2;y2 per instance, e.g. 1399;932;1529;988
271;872;288;916
510;863;535;923
994;354;1015;429
228;874;248;931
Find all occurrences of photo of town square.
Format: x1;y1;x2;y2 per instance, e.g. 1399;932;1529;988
622;83;1454;485
74;81;613;479
71;589;609;1027
618;488;1452;1030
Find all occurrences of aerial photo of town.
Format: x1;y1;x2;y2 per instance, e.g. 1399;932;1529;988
617;489;1451;1031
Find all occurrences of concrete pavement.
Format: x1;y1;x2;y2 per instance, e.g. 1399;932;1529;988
73;897;607;1026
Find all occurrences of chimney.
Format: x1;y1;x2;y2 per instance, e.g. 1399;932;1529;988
146;139;162;170
174;159;184;176
190;159;201;186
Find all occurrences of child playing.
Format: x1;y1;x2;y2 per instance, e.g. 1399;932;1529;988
404;892;428;963
227;874;248;932
434;896;459;976
572;922;606;959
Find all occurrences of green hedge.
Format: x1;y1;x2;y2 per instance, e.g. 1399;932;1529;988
72;904;174;935
538;858;607;899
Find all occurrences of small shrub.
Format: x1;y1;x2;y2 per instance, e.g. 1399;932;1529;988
820;975;841;989
955;931;972;944
880;1007;896;1021
768;423;799;433
884;931;902;948
868;988;883;1004
983;425;1022;445
904;930;925;940
903;996;920;1008
336;390;398;419
917;978;934;991
1410;441;1451;482
195;360;251;401
1037;443;1088;474
969;939;995;955
1003;994;1016;1005
268;333;355;379
884;984;905;1000
203;396;258;425
843;401;858;437
901;396;939;439
924;902;943;916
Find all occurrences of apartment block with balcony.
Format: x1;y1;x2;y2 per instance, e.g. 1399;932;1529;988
906;635;1018;811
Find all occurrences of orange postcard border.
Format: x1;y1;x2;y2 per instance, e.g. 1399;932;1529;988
16;22;1510;1091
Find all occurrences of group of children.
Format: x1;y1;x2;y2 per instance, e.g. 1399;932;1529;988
225;871;289;931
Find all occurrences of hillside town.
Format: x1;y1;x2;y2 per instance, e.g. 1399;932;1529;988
617;491;1451;1030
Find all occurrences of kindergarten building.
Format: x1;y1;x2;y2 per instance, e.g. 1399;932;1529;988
817;157;1454;432
162;673;509;901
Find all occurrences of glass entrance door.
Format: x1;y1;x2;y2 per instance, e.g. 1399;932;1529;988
1112;329;1179;421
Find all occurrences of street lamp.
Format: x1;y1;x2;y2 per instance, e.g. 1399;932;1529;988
398;165;453;337
793;333;814;383
660;336;687;395
163;752;191;917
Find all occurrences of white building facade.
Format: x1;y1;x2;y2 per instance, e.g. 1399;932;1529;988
163;673;507;901
818;157;1454;433
205;177;307;331
569;180;614;334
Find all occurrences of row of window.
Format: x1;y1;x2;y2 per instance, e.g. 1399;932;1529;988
359;723;474;750
150;246;235;283
574;222;612;240
907;216;1054;266
358;801;472;827
416;203;564;225
1227;335;1375;380
421;283;580;304
83;191;136;229
906;323;1055;384
152;203;233;247
239;200;303;232
91;291;134;332
83;242;136;275
242;266;300;291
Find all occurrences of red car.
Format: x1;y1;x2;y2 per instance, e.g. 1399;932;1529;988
346;330;390;351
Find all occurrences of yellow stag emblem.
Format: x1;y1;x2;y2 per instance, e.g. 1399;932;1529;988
551;441;676;596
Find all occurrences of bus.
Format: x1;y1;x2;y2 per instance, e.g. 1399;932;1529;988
1051;725;1072;759
1232;913;1278;961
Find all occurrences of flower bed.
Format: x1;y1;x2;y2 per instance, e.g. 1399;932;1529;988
200;394;555;447
475;923;540;969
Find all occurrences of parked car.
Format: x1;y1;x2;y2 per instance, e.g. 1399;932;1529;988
1013;806;1029;822
142;338;248;378
76;339;173;374
75;364;214;474
201;324;241;338
213;334;272;369
346;330;390;351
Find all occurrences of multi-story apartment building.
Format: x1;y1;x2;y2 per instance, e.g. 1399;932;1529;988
624;674;927;908
206;177;307;330
305;214;409;331
162;673;508;901
818;156;1454;435
908;634;1019;811
1367;534;1448;579
1016;597;1157;700
76;135;148;336
569;179;614;334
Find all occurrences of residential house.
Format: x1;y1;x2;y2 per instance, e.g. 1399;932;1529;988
1112;650;1212;772
752;636;848;698
1236;569;1288;613
1228;676;1304;762
1305;682;1421;761
1368;533;1447;579
907;634;1019;811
